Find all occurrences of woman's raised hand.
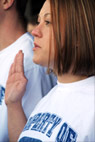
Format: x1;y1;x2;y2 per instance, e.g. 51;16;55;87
5;50;27;106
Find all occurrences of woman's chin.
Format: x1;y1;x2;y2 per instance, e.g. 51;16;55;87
33;58;47;67
33;58;39;65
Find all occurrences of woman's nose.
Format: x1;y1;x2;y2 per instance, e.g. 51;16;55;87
32;26;42;38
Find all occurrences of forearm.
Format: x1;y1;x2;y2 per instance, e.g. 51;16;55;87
4;51;28;141
7;102;27;142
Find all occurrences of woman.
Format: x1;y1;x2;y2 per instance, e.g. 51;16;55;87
5;0;95;141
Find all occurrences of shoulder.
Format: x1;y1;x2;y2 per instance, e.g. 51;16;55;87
31;84;58;112
19;32;34;51
18;33;35;71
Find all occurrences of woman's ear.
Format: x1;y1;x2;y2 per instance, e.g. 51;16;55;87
2;0;15;10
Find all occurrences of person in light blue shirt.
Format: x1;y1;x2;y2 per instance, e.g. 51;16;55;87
0;0;56;141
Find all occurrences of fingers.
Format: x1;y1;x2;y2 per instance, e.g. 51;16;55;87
8;50;24;77
8;63;15;77
15;50;24;73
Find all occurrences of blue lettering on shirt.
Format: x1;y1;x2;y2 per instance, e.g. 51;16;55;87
19;137;42;142
56;123;77;142
0;85;5;105
24;113;61;138
46;114;61;137
23;112;77;141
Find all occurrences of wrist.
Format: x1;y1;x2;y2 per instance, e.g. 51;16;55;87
6;101;22;109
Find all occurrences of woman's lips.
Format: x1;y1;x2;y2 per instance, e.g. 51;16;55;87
33;43;41;51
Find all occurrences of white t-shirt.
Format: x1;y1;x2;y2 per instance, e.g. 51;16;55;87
18;76;95;142
0;32;57;142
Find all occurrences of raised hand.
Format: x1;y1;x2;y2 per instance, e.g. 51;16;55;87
5;50;27;106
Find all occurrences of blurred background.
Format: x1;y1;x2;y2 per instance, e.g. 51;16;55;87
25;0;45;32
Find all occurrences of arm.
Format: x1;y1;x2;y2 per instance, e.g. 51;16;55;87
7;102;27;142
5;51;27;142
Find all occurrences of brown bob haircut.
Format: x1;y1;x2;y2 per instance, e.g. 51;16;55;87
49;0;95;76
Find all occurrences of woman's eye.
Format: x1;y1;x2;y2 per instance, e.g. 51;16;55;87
45;20;51;25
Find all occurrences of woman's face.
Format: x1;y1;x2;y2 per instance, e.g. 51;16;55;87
32;0;55;68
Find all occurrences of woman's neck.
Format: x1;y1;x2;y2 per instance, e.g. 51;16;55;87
58;73;87;83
